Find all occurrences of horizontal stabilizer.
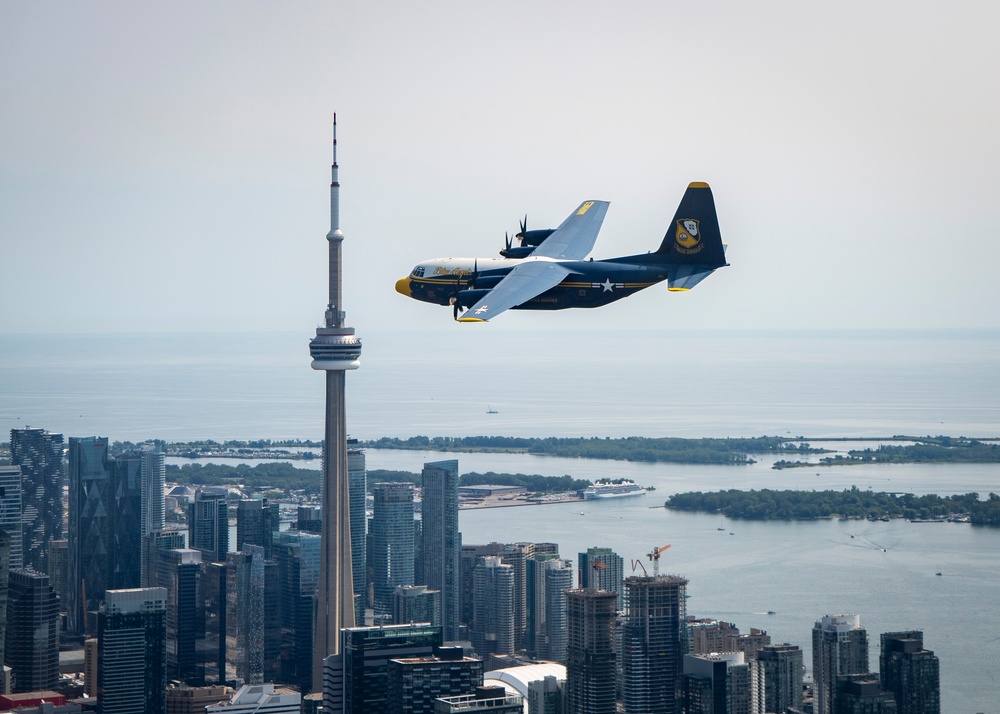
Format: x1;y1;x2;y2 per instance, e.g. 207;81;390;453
667;265;717;291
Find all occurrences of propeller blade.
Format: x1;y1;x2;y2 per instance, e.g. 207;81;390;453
505;231;511;251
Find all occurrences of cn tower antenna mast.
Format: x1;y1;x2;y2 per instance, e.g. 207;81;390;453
310;114;362;691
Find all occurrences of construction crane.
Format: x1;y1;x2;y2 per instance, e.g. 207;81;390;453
647;544;672;576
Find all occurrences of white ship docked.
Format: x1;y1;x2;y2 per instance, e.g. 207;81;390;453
582;479;646;500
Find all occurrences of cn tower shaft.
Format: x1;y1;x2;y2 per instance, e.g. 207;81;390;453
309;115;362;691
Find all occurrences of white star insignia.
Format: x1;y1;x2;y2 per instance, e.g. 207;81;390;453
601;279;614;292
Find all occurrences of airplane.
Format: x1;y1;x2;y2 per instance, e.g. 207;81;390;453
394;182;728;322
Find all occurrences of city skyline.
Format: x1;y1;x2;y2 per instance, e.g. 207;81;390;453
3;3;1000;335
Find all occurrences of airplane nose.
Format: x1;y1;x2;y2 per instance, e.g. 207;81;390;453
395;276;412;297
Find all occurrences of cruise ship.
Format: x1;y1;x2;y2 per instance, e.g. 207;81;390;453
582;479;646;500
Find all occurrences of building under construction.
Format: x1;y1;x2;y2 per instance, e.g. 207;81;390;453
621;574;689;714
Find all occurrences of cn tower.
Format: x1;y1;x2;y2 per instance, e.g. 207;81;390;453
309;114;361;689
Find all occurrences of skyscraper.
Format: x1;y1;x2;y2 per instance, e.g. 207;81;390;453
273;531;320;694
502;542;558;653
813;614;869;714
879;631;939;714
394;584;442;628
4;570;58;693
0;466;22;570
235;497;276;558
98;588;167;714
565;588;617;714
387;646;484;714
188;488;229;563
141;447;166;536
154;548;203;684
621;575;689;713
526;556;573;663
470;556;515;659
68;437;143;633
577;547;624;607
10;427;64;574
372;482;416;617
753;643;804;713
348;447;367;625
420;459;460;641
226;547;266;685
309;115;363;688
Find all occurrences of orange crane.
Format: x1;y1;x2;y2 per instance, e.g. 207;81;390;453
647;544;672;576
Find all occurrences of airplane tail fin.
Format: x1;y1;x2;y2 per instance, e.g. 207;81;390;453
654;182;728;291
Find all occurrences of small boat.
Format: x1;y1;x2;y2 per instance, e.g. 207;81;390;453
935;572;942;576
486;405;498;414
767;611;776;615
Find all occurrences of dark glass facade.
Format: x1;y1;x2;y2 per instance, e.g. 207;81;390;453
10;427;64;573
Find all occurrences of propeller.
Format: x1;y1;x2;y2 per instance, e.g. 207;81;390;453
517;215;528;244
504;231;512;253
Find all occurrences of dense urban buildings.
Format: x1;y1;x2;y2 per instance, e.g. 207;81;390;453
188;488;229;563
577;547;624;606
9;427;64;573
680;652;752;714
387;646;484;714
753;643;804;712
470;556;515;659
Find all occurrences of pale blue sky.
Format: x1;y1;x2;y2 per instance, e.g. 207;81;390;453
2;1;998;333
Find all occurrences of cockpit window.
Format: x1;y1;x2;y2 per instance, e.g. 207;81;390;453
412;266;425;278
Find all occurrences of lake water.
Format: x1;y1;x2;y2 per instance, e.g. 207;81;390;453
2;329;999;711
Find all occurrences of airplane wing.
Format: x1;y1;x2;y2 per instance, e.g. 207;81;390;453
528;200;610;260
457;260;571;322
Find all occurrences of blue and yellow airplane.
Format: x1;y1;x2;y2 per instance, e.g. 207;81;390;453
395;182;728;322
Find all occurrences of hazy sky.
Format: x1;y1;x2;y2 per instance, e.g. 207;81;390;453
3;1;999;334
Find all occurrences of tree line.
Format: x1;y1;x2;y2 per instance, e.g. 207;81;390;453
665;487;1000;526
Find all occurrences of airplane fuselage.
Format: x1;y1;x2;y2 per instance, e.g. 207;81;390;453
396;254;671;311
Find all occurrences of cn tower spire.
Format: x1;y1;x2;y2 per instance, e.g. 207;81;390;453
310;114;362;691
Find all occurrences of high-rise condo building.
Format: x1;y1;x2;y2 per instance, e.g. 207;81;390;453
420;459;461;641
680;652;752;714
752;643;804;713
98;587;167;714
435;687;524;714
460;543;506;626
141;447;166;536
621;575;689;713
502;542;558;652
200;561;228;685
372;482;416;617
812;614;869;714
526;556;573;663
0;466;23;571
46;538;69;610
10;427;64;573
309;115;364;690
565;588;617;714
471;556;515;659
188;488;229;563
143;530;186;588
879;631;939;714
68;437;142;633
577;547;624;607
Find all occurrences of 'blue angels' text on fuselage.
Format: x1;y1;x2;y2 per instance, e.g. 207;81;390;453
394;183;729;322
